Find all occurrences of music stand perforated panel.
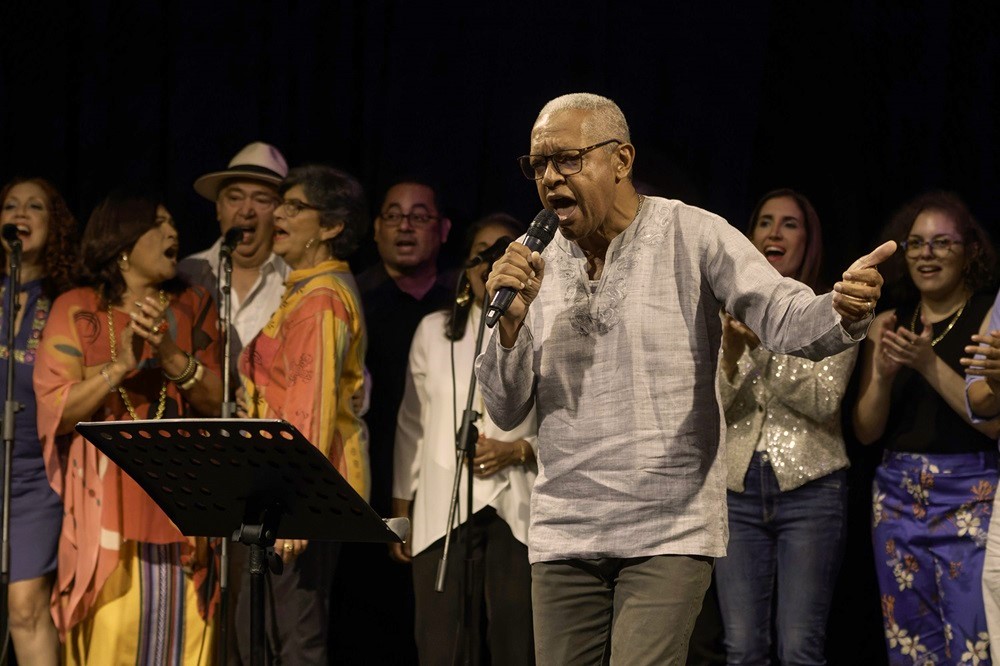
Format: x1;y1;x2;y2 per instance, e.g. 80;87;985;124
76;418;400;542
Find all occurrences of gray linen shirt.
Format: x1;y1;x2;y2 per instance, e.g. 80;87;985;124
476;197;866;563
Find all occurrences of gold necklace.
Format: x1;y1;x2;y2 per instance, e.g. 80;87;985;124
910;298;967;347
108;290;168;420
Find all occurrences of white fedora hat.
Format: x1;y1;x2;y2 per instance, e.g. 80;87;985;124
193;141;289;201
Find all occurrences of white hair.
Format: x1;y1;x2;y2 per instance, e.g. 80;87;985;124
537;93;631;144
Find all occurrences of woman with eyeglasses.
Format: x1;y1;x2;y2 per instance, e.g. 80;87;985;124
392;213;537;665
853;191;1000;664
714;189;856;665
34;189;223;664
0;177;77;666
235;164;369;665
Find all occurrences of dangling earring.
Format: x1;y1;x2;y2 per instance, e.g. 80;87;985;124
118;252;130;272
305;238;317;250
455;281;471;307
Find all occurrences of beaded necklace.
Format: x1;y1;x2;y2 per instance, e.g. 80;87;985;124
107;290;169;420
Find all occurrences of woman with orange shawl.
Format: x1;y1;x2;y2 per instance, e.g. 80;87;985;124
34;190;223;664
236;164;368;664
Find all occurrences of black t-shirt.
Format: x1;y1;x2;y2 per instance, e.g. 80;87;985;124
356;263;456;513
884;290;995;454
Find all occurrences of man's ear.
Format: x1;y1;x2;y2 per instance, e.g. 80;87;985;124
439;217;452;243
614;143;636;183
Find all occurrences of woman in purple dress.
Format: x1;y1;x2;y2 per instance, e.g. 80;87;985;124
0;177;77;666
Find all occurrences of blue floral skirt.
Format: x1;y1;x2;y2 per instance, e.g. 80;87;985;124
872;450;998;665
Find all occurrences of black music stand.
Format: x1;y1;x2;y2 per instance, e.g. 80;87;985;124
76;417;406;666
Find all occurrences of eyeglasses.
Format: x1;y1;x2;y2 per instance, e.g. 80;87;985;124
221;191;279;210
379;210;439;228
517;139;622;180
278;199;325;218
900;237;964;257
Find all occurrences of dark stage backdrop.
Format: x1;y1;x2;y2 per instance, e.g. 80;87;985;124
2;1;997;277
2;1;998;664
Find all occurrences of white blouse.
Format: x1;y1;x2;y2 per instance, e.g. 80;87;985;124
394;305;537;556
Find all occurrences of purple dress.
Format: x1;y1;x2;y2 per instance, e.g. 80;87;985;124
0;277;61;582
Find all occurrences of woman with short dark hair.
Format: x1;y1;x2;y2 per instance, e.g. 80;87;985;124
236;164;369;664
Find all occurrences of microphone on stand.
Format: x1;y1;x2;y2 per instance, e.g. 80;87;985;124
220;226;245;258
215;223;244;666
1;224;22;253
465;236;514;268
483;209;559;328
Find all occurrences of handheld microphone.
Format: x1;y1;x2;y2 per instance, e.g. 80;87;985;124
1;224;21;252
465;236;514;268
220;226;245;258
484;209;559;328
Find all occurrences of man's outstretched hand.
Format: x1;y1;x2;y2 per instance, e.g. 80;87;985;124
832;241;897;324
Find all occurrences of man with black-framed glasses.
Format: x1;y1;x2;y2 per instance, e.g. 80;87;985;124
343;180;455;662
476;92;897;665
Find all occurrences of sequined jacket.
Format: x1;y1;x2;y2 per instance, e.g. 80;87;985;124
719;344;857;492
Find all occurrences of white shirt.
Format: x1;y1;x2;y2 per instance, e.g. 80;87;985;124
177;237;289;359
476;196;867;563
394;306;537;556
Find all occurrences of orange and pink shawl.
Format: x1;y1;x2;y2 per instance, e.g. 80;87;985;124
239;259;369;499
34;285;221;636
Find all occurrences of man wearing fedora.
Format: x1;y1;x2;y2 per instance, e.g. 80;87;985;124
178;141;290;665
178;141;290;360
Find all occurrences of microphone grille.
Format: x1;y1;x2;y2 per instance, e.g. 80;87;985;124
527;209;559;244
1;224;20;243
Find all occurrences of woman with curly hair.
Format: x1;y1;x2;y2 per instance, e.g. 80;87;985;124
0;177;77;666
34;190;223;664
854;191;1000;664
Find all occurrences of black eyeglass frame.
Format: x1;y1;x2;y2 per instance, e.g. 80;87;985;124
899;237;965;256
377;210;441;228
517;139;623;180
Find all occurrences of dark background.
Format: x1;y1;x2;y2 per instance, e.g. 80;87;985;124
3;1;998;663
2;1;997;279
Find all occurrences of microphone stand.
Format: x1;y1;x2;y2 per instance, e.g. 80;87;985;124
436;293;490;666
216;247;236;666
0;242;22;660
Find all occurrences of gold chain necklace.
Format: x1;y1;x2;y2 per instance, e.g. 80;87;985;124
108;290;168;420
910;298;967;347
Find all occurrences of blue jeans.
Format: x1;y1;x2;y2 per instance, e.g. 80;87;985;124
715;452;847;666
